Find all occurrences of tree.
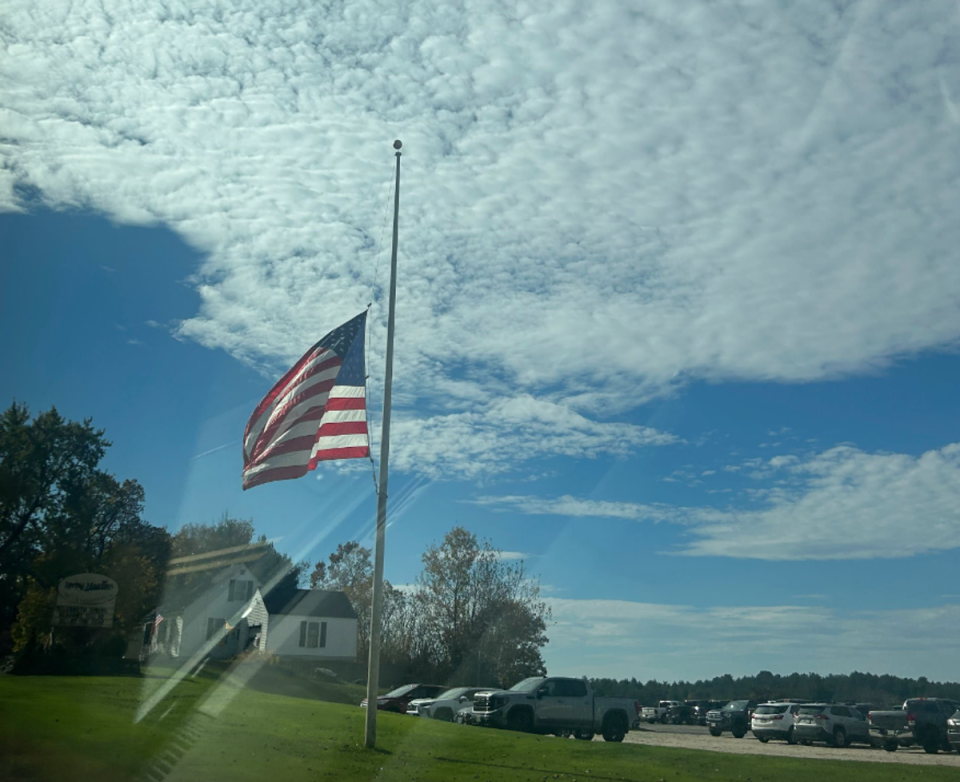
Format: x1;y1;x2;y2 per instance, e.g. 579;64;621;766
310;541;377;657
416;526;550;686
0;402;171;655
0;403;109;574
171;515;256;558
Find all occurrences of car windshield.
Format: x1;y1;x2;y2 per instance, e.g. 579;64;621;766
509;678;546;693
798;706;826;715
383;685;417;699
755;705;789;715
436;687;469;700
5;4;960;780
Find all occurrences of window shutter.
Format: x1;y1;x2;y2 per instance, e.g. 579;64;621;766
319;622;327;648
299;621;307;647
228;580;236;601
246;581;254;600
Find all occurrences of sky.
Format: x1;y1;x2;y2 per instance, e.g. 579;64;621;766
2;0;960;683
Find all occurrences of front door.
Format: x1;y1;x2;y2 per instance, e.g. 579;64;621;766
535;680;568;727
559;679;593;730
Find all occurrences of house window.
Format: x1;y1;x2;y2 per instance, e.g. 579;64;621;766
157;622;168;643
228;579;254;601
206;617;225;640
299;621;327;649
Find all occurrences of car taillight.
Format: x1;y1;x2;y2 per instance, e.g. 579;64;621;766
635;701;641;715
817;714;829;720
772;715;783;720
907;713;916;724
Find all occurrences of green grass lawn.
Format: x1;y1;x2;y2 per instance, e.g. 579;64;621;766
1;667;957;782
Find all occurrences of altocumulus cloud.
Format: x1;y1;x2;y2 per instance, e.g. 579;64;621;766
2;1;960;476
474;441;960;560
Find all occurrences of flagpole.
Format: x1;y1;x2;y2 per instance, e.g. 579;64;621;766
365;139;402;749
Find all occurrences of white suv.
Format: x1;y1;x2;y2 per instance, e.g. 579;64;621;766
751;702;802;744
407;686;490;721
793;703;871;747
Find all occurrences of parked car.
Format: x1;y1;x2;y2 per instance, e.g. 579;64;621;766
706;700;759;738
869;698;960;753
407;686;492;721
851;702;878;718
689;700;724;726
794;703;871;747
360;683;445;714
947;709;960;753
469;676;640;742
666;702;694;725
641;700;681;724
751;702;802;744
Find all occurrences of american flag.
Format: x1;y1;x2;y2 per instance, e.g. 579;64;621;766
242;311;370;490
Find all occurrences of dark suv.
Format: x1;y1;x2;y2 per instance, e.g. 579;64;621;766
689;700;723;726
706;700;759;738
360;683;445;713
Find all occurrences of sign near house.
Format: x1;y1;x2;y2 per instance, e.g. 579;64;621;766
53;573;118;628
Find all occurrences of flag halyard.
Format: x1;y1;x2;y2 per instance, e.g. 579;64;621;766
242;310;369;490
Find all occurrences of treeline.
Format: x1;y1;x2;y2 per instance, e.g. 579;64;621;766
589;670;960;706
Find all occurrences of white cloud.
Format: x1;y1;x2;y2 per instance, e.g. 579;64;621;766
389;396;676;479
475;440;960;560
471;494;680;524
3;1;960;475
685;442;960;560
545;597;960;682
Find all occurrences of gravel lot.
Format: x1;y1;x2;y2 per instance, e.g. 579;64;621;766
610;723;960;767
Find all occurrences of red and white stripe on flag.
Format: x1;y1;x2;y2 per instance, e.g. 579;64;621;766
242;311;370;490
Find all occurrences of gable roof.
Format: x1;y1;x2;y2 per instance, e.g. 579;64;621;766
159;562;260;614
263;589;358;620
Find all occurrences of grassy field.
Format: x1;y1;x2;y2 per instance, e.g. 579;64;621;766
1;665;957;782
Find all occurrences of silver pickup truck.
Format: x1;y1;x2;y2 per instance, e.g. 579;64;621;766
468;676;639;742
641;700;681;724
869;698;960;753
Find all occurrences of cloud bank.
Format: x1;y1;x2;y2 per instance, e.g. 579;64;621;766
3;0;960;475
474;440;960;559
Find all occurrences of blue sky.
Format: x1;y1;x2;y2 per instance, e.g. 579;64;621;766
3;0;960;683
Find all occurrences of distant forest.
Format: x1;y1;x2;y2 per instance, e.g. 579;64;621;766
589;670;960;707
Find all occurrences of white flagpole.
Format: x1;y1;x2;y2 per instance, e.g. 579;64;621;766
365;139;402;749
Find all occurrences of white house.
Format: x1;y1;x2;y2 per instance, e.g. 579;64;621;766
261;589;358;660
146;562;267;660
143;547;357;663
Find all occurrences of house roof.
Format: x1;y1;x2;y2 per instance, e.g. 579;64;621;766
263;589;358;620
158;562;258;614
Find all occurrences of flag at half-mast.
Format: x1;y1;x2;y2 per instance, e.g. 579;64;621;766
242;311;369;490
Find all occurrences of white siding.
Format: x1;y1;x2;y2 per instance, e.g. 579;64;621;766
265;615;357;660
171;566;263;660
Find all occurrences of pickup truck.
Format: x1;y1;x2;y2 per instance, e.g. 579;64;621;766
868;698;960;753
641;700;681;724
706;700;759;738
469;676;639;742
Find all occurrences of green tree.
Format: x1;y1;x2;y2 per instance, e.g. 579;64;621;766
0;403;109;574
1;402;171;654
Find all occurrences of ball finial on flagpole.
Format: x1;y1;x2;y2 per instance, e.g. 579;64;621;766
393;139;402;150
